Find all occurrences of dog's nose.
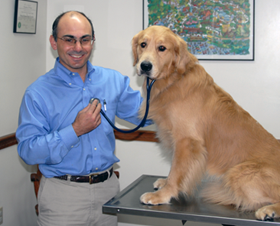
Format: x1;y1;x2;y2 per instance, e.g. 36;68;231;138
140;61;152;72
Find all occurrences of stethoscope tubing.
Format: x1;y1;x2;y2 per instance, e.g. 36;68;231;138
100;77;155;133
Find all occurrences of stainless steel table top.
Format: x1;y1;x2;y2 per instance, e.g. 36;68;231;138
103;175;280;226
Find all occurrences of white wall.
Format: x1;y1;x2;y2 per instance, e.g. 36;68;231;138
0;0;47;225
1;0;280;226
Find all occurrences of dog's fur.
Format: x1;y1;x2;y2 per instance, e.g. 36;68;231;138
132;25;280;220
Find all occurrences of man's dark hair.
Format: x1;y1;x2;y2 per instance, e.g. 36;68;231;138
52;11;95;41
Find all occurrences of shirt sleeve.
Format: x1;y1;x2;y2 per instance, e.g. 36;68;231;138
16;91;80;165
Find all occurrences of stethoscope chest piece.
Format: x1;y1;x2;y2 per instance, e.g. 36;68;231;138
89;98;100;105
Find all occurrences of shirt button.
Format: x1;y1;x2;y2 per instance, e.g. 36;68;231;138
94;148;97;150
95;168;98;171
71;145;74;148
72;73;75;76
83;88;85;91
89;78;91;81
69;83;72;85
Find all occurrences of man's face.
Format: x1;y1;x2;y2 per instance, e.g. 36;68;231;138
50;13;94;76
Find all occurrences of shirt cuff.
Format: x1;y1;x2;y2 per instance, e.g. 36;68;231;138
144;119;154;126
58;124;80;150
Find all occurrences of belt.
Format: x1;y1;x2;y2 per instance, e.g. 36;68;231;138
54;168;113;184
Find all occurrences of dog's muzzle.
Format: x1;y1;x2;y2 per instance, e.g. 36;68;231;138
140;61;152;76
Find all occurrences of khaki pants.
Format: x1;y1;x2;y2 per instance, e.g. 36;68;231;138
37;172;120;226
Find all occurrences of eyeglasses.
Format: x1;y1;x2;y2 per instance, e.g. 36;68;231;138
57;36;94;47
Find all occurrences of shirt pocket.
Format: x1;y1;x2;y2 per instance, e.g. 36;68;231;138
100;102;117;135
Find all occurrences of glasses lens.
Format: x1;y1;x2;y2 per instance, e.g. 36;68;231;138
63;37;76;45
80;38;92;46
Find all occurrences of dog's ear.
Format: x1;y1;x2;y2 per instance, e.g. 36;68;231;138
174;37;189;74
174;36;196;74
132;33;140;66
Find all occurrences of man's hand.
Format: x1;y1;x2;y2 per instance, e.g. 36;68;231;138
72;99;102;137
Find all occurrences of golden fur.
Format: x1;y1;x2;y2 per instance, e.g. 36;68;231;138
132;25;280;220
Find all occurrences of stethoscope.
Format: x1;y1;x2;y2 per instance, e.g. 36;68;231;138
89;77;155;133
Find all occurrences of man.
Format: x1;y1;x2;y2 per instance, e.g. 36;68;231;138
16;11;151;226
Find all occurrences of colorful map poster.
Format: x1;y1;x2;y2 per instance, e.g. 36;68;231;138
143;0;254;60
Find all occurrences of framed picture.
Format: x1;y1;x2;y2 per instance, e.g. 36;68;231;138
143;0;255;61
14;0;38;34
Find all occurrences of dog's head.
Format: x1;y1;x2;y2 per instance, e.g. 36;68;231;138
132;25;193;80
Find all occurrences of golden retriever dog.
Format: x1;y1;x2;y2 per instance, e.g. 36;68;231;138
132;25;280;221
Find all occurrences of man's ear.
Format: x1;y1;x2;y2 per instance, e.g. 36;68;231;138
49;35;57;50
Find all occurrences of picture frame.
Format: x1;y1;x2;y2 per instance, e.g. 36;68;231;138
143;0;255;61
14;0;38;34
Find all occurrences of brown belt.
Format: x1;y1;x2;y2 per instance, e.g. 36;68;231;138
54;168;113;184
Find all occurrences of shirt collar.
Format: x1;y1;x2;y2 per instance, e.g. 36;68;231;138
54;57;95;84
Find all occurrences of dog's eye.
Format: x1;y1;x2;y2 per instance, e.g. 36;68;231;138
158;46;166;52
140;42;146;48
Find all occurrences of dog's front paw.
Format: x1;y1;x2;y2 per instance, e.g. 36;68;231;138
255;205;279;221
140;191;171;205
153;178;167;190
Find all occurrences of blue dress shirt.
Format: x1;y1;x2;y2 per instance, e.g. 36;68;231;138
16;58;151;178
